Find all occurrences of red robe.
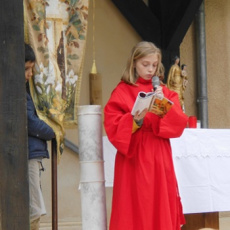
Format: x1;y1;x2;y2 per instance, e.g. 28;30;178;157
104;77;188;230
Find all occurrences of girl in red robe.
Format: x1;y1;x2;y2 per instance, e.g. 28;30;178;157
104;41;188;230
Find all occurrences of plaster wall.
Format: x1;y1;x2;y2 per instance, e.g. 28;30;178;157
181;0;230;128
40;0;230;228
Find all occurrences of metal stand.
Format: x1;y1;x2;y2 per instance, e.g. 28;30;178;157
52;139;58;230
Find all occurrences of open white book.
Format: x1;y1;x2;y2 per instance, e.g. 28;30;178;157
131;91;174;118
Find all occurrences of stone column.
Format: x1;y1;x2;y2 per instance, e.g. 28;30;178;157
77;105;107;230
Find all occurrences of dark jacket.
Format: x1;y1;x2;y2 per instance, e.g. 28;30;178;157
27;91;55;160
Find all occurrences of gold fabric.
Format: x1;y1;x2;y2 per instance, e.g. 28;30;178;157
24;0;89;161
132;120;141;133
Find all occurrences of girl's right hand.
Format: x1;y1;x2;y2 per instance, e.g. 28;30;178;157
155;86;164;99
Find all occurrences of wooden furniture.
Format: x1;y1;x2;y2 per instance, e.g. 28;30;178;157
182;212;219;230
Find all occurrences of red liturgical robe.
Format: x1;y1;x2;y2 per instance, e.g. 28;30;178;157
104;77;188;230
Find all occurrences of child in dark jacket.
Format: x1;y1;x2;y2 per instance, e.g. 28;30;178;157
25;43;55;230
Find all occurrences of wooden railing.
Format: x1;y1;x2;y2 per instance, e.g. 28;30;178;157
51;138;79;230
52;139;58;230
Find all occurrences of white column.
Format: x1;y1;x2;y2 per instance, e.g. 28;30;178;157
77;105;107;230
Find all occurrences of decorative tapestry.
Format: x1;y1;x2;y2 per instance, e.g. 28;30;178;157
24;0;89;161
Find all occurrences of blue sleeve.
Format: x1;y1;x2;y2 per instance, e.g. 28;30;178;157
27;93;55;140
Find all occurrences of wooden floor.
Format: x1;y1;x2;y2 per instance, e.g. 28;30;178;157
39;213;230;230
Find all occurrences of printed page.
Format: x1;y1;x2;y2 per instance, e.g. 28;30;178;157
131;91;155;116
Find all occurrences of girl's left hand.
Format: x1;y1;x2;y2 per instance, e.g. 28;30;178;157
133;108;148;122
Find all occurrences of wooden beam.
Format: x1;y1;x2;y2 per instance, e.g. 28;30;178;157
161;0;203;50
0;0;30;229
111;0;161;46
110;0;202;80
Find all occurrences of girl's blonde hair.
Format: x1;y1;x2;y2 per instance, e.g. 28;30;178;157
121;41;163;85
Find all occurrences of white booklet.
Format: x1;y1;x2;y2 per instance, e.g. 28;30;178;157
131;91;174;118
131;91;155;115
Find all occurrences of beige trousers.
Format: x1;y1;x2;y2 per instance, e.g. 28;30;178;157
30;217;40;230
28;160;46;221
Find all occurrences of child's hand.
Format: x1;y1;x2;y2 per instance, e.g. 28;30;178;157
155;86;164;99
133;108;148;124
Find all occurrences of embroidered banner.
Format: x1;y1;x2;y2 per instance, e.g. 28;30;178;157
24;0;89;161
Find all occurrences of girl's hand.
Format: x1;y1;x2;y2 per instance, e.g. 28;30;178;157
133;108;148;125
155;86;164;99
